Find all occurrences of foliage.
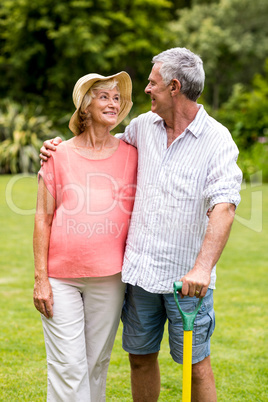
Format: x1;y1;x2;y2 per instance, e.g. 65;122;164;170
169;0;268;108
0;0;175;116
1;0;268;176
215;60;268;147
0;101;61;173
238;142;268;184
0;176;267;400
210;61;268;182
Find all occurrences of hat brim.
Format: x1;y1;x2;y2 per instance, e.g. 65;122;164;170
69;72;133;135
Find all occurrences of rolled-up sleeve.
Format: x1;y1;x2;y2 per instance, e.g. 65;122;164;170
203;140;243;209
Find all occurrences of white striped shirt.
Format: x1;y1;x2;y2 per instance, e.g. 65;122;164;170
116;105;242;293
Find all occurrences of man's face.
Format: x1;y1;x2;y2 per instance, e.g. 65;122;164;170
145;63;172;117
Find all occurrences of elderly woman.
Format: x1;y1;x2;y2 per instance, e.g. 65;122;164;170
33;72;137;401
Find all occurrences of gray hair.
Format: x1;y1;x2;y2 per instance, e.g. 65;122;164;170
78;78;119;133
152;47;205;101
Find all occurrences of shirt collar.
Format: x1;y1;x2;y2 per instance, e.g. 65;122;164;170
186;104;207;138
153;104;208;138
153;114;165;125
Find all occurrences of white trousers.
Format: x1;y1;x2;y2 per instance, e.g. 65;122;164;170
41;273;125;402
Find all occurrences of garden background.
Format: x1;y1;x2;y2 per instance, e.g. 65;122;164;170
0;0;267;400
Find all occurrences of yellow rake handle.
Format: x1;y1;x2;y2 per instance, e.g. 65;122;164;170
182;330;193;402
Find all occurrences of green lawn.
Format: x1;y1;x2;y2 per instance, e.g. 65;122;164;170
0;175;267;401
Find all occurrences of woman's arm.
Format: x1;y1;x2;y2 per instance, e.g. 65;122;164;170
33;177;55;318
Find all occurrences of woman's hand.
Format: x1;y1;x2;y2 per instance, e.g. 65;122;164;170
33;277;54;319
40;137;62;163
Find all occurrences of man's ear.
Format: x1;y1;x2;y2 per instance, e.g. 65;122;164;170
170;79;181;95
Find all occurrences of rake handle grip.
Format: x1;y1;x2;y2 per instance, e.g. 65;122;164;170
173;281;203;331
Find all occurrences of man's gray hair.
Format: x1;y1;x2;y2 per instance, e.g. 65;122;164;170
152;47;205;101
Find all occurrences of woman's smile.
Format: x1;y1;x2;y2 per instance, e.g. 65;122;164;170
88;88;120;126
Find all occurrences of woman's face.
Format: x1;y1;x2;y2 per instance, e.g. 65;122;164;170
87;87;120;128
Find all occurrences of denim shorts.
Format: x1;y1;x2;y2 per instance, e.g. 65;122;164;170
121;284;215;364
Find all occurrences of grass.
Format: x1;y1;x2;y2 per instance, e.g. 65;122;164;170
0;174;267;401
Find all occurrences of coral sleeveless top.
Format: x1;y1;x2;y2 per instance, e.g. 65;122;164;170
39;140;138;278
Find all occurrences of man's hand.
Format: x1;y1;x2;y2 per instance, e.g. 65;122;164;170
40;137;62;163
33;277;54;318
179;268;210;299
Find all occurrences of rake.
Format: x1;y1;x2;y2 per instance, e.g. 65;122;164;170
173;281;203;402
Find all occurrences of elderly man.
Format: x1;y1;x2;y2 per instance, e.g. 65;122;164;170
40;47;242;401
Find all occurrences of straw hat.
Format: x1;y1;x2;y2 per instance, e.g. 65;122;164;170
69;71;133;135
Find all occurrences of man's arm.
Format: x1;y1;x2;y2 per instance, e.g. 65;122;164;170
180;202;236;298
39;113;142;163
33;177;55;318
114;115;140;147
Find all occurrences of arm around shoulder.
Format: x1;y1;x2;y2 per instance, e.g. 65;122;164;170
40;136;63;162
115;112;153;148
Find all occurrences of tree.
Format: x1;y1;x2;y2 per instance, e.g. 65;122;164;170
0;0;174;121
169;0;268;109
208;60;268;182
215;60;268;148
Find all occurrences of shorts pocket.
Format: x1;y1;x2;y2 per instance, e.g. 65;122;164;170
193;309;215;346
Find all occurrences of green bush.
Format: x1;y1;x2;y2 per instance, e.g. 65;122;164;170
216;60;268;145
0;101;61;174
209;61;268;182
238;141;268;183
